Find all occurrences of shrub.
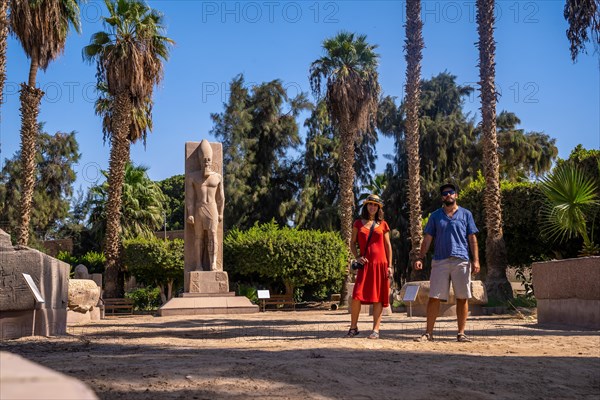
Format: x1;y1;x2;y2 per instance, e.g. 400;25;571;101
461;176;552;272
122;237;184;304
78;251;106;274
224;221;348;299
57;250;106;275
125;287;162;311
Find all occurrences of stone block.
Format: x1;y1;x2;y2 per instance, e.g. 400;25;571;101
67;307;101;325
0;229;70;339
0;229;12;250
73;265;90;279
537;298;600;329
68;280;100;313
533;257;600;300
188;271;229;294
158;295;259;316
533;257;600;329
0;351;98;399
398;280;487;305
91;273;102;289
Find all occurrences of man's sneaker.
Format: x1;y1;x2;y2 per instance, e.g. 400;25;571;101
414;332;434;342
457;333;472;342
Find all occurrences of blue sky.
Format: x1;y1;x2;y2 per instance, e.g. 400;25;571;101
2;0;599;192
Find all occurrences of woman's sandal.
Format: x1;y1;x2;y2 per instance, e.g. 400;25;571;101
346;328;360;338
367;330;380;339
457;333;472;342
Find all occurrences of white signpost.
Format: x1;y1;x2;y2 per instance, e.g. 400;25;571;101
257;290;270;312
403;285;419;317
22;273;45;335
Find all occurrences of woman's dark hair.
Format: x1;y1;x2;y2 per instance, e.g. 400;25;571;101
360;204;384;222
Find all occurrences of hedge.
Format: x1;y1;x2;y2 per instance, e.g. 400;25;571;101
224;221;348;298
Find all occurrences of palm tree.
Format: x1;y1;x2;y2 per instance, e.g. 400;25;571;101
0;0;8;116
95;81;154;147
83;0;173;297
404;0;425;279
310;32;381;306
359;173;387;202
564;0;600;62
88;163;167;242
476;0;513;301
541;164;600;256
9;0;82;245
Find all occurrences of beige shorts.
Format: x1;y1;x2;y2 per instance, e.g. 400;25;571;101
429;257;471;301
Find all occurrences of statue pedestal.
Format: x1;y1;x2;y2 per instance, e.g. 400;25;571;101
158;271;259;316
189;271;229;293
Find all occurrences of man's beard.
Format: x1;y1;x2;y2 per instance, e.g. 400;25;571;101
443;198;455;206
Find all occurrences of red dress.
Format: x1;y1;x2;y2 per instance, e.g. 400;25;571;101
352;219;390;307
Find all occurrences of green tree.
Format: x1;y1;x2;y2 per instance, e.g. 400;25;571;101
564;0;600;61
0;126;80;240
157;174;184;230
379;74;478;215
83;0;173;297
310;32;381;306
295;101;340;230
10;0;82;245
477;0;512;301
296;100;378;230
87;163;167;243
494;111;558;181
123;237;184;303
211;74;312;229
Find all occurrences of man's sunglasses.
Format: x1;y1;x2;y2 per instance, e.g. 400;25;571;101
441;190;456;196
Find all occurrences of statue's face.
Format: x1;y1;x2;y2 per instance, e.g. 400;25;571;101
203;156;213;174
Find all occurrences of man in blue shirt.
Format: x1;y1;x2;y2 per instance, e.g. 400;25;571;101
414;183;480;342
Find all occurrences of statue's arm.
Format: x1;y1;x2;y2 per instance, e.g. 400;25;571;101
217;175;225;222
185;176;195;223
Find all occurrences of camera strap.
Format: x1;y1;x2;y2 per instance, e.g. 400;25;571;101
360;222;376;257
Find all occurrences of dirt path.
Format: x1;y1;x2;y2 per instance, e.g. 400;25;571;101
1;310;599;399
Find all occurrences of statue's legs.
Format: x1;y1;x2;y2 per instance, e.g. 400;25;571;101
193;211;205;271
193;232;204;271
208;227;218;271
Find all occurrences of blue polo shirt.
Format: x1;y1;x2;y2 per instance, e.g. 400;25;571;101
424;206;479;261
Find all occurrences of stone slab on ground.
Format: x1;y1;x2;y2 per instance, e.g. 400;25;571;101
158;295;259;316
0;351;98;400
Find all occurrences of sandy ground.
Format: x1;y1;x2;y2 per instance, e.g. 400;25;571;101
1;308;599;400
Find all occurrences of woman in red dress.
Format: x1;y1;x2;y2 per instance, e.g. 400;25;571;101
346;194;393;339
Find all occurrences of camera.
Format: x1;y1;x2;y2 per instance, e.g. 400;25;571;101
351;260;364;270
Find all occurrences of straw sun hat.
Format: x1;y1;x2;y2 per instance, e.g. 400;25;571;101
363;194;383;207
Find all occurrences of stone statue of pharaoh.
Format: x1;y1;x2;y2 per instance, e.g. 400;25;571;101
185;140;224;271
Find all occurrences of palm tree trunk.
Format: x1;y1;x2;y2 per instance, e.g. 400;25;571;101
0;0;8;113
477;0;512;301
16;57;43;246
338;123;357;307
103;91;133;297
405;0;425;281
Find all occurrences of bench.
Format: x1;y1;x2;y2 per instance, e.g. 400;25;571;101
103;298;134;315
262;294;295;311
